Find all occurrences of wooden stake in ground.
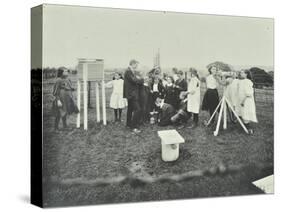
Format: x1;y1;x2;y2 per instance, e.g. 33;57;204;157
83;63;88;130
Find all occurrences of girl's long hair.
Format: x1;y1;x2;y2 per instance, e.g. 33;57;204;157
238;70;251;80
167;76;174;84
113;72;123;80
190;68;200;80
208;66;217;75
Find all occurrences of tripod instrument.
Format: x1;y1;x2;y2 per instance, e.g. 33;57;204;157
206;93;249;136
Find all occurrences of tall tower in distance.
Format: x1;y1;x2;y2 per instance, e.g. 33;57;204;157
153;48;160;68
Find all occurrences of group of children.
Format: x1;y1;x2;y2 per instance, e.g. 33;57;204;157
154;68;201;128
105;68;191;125
52;65;258;134
105;65;258;133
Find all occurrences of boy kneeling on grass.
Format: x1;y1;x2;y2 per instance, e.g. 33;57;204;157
155;97;176;126
155;94;189;127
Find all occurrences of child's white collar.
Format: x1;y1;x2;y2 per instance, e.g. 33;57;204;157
159;99;165;108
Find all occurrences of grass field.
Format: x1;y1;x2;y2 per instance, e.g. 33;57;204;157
42;78;273;207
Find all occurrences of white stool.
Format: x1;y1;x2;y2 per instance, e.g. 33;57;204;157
158;130;185;162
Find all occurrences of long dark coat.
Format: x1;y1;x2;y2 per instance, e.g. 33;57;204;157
123;67;144;100
174;78;188;109
150;80;165;112
139;84;153;122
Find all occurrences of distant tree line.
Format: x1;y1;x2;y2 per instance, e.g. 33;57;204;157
42;67;77;79
247;67;274;88
36;63;274;88
206;61;273;88
207;61;233;72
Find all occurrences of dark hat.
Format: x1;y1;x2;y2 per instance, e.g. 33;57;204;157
129;59;139;66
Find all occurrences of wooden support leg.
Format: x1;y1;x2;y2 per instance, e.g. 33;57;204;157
76;80;81;128
225;98;249;134
96;82;100;123
101;80;107;125
214;97;224;136
207;98;223;126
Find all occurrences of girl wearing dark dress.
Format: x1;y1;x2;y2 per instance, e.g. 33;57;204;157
201;66;220;125
150;77;165;112
174;70;188;109
164;76;178;109
139;77;153;124
52;67;79;131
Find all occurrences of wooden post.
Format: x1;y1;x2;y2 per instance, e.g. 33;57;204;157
101;80;107;125
88;81;92;108
95;82;100;123
83;64;88;130
76;80;81;128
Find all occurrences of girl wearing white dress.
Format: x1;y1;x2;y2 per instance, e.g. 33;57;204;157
106;73;127;122
237;70;258;134
186;68;201;128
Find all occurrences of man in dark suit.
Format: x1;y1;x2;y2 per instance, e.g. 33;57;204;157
123;59;144;133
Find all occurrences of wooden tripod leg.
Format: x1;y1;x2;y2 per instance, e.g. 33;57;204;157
223;99;227;129
214;97;224;136
207;98;223;126
225;98;249;134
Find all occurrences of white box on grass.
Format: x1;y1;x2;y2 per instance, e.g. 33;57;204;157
158;130;185;162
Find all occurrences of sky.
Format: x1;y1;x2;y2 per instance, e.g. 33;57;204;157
42;4;274;71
